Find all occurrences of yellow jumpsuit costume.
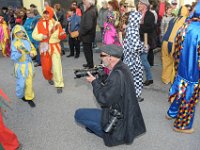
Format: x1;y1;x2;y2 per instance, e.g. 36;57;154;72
32;17;64;89
11;25;37;100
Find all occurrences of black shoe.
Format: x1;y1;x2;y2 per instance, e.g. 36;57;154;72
57;87;62;94
75;54;79;58
27;100;36;107
48;80;54;85
21;97;27;102
67;54;74;57
34;63;41;67
62;50;65;55
143;80;153;86
83;64;88;67
138;97;144;102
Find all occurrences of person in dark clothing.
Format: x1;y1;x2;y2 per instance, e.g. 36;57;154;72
75;44;146;147
78;0;97;69
138;0;156;66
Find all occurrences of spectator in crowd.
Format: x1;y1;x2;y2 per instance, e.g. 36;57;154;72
171;0;179;16
118;0;130;44
166;1;200;134
71;0;82;16
10;25;37;107
0;16;10;57
1;7;9;23
161;5;189;84
138;0;156;66
78;0;97;69
160;5;174;39
66;7;81;58
32;10;66;94
31;9;41;67
23;9;35;43
7;7;15;29
75;44;146;147
54;3;66;55
30;4;37;12
97;0;108;42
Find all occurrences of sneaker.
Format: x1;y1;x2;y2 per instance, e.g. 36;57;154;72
74;55;79;58
57;87;62;94
27;101;36;107
48;80;54;85
138;97;144;102
143;80;153;86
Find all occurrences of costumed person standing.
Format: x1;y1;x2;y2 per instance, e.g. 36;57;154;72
0;16;10;57
123;11;144;102
166;2;200;134
11;25;37;107
0;89;20;150
161;6;189;84
32;10;66;93
103;0;121;46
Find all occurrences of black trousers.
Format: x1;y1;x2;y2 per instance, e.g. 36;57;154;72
83;42;94;68
68;37;80;56
147;49;154;66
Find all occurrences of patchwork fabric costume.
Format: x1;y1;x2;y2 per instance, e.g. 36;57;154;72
0;16;10;57
32;16;65;89
11;25;37;100
103;11;121;46
123;11;144;98
161;6;189;84
167;2;200;132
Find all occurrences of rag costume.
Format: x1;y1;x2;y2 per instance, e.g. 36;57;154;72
0;16;10;57
32;16;65;88
167;2;200;132
11;25;37;100
103;11;121;46
161;6;189;84
0;89;20;150
123;11;144;98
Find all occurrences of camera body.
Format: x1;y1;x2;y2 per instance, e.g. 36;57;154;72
74;65;104;79
104;109;123;133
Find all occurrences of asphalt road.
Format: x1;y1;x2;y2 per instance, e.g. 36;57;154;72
0;51;200;150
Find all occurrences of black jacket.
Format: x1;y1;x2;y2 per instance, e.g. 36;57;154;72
139;10;157;49
79;5;97;43
92;60;146;147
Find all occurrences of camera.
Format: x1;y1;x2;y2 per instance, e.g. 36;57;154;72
104;109;123;133
74;65;104;79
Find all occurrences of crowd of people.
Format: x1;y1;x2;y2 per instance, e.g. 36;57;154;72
0;0;200;149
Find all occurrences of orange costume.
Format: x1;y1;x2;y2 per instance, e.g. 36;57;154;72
32;12;66;91
0;89;20;150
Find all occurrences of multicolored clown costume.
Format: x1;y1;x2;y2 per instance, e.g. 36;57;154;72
0;16;10;57
32;10;65;93
0;88;20;150
161;6;189;84
166;2;200;134
11;25;37;101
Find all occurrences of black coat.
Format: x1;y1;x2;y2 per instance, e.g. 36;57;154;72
139;10;157;49
92;60;146;147
79;5;97;43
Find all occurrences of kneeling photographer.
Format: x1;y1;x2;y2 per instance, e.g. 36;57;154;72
74;45;146;147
